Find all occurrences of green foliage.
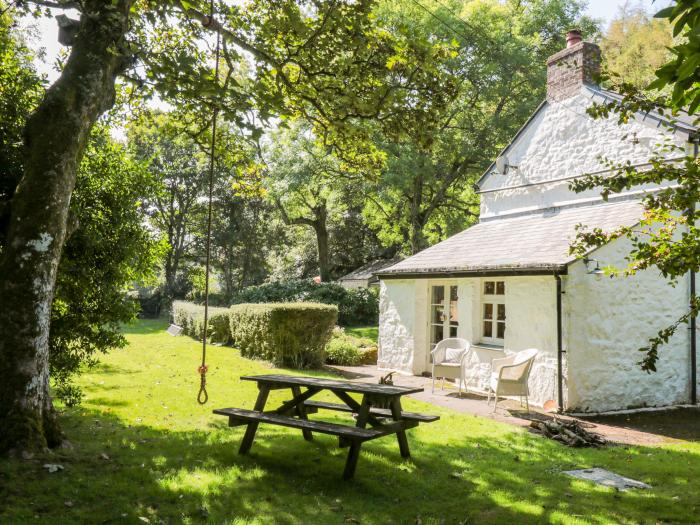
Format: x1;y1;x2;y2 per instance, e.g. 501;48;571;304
229;302;337;368
601;5;673;89
651;0;700;111
171;301;232;344
364;0;597;254
0;6;44;246
325;328;377;366
50;128;166;405
231;280;378;325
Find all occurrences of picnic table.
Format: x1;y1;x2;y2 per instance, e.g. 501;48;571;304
213;374;439;479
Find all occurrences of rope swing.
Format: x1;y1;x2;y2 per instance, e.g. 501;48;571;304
197;0;221;405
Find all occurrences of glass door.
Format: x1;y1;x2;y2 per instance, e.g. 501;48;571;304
429;284;459;357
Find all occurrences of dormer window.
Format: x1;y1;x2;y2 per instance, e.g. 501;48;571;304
482;280;505;345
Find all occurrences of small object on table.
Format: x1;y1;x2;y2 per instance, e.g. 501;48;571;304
214;374;439;479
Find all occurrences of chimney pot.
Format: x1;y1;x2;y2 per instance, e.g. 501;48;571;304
566;29;582;48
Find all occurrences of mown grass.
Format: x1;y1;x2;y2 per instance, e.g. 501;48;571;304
1;319;699;524
344;325;378;342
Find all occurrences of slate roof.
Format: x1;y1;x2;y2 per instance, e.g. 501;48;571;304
377;200;643;277
338;257;402;282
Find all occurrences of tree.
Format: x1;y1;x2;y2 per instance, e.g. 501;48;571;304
601;3;674;89
265;123;362;281
0;0;455;453
128;113;208;304
364;0;597;254
571;0;700;371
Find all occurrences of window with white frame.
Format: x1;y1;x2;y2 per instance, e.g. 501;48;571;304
481;280;505;345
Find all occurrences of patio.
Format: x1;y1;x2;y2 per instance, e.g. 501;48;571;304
329;364;700;446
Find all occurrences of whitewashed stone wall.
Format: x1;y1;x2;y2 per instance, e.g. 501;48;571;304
379;276;560;406
565;235;693;412
479;90;687;220
378;280;417;373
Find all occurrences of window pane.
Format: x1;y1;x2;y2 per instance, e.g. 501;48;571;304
483;303;493;320
484;281;495;295
449;326;458;338
450;285;458;301
497;304;506;321
483;321;492;338
496;281;505;295
431;286;444;304
497;322;506;339
432;305;444;324
432;324;444;343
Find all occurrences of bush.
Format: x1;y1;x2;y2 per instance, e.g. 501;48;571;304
325;328;378;366
231;280;378;326
229;303;337;368
172;301;232;344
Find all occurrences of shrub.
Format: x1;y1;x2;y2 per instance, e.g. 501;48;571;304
231;280;378;325
172;301;232;344
229;303;337;368
325;328;378;366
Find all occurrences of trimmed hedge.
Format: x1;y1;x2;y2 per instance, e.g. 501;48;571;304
231;280;378;326
229;302;337;368
172;301;232;344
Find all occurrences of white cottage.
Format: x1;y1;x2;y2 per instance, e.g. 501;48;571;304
376;31;699;413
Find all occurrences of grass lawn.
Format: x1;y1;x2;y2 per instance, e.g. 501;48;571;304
344;325;378;342
2;320;699;524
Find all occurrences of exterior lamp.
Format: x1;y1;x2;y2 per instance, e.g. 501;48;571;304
583;257;604;276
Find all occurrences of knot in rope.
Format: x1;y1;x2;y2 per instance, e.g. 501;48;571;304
197;364;209;405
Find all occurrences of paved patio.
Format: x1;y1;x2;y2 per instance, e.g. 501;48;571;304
327;364;700;446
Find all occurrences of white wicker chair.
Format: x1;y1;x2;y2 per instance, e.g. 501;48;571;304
487;348;539;412
431;338;471;395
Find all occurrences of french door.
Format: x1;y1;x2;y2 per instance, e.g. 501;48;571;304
429;284;459;358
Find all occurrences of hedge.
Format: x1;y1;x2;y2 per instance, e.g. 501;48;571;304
229;302;337;368
231;280;378;326
171;301;232;344
325;328;378;366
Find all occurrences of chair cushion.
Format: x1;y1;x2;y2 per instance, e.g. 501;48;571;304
444;348;464;363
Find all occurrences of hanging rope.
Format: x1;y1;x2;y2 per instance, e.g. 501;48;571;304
198;0;221;405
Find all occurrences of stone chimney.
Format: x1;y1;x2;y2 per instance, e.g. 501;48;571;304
546;30;601;102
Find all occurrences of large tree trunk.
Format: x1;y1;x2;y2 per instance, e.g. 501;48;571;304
0;1;132;455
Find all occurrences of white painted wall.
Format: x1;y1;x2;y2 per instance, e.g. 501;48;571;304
379;276;560;406
479;91;687;220
378;280;417;373
565;235;693;412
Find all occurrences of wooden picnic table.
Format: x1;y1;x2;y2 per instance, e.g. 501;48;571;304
214;374;439;479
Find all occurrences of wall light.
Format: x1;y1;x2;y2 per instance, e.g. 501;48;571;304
583;257;604;276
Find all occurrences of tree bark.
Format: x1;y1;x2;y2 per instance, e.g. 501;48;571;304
313;205;331;282
0;1;132;455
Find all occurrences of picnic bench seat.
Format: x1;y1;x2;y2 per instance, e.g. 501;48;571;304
303;400;440;423
215;374;438;479
213;407;382;441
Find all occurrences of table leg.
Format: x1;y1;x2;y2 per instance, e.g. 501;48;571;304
389;397;411;459
343;395;371;480
239;385;270;455
291;385;313;441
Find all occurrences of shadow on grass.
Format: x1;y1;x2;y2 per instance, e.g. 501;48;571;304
2;407;699;525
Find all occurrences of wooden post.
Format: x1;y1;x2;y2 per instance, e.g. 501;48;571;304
239;385;270;454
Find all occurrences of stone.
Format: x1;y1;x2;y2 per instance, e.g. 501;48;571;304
563;467;651;491
166;324;183;336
